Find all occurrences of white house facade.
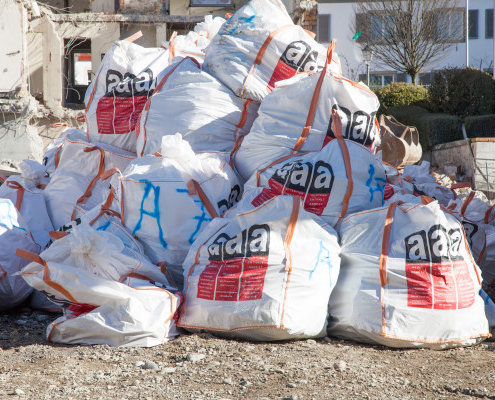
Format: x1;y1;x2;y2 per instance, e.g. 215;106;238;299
317;0;495;85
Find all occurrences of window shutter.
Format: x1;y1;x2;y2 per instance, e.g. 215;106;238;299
355;13;370;43
317;14;331;43
486;9;494;38
469;9;478;39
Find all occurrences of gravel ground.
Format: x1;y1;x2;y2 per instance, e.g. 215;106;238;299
1;306;495;400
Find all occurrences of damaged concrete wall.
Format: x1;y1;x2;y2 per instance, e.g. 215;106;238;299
0;0;28;96
39;0;91;13
27;31;44;99
120;0;166;13
90;0;116;13
120;24;158;47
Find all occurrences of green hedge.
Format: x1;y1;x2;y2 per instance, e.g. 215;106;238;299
465;115;495;138
387;107;463;150
428;68;495;118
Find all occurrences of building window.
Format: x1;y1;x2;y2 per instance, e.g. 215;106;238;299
370;14;395;44
486;9;494;38
370;74;395;87
435;10;464;42
317;14;331;43
469;10;478;39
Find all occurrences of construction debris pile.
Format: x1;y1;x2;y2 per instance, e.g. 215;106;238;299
1;0;495;349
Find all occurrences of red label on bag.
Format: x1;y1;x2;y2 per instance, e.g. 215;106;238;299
404;224;475;310
252;160;333;215
96;96;148;134
267;41;318;91
95;68;156;135
197;224;270;301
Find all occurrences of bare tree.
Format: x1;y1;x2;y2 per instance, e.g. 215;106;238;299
353;0;463;84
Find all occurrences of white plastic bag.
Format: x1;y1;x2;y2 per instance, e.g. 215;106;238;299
203;0;341;102
19;223;179;347
233;44;380;181
328;200;489;349
115;134;241;285
43;133;135;230
243;131;386;226
0;174;53;249
0;199;40;310
84;40;169;152
136;57;258;156
179;195;341;340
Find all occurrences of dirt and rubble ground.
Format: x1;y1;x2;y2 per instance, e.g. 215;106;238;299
1;306;495;400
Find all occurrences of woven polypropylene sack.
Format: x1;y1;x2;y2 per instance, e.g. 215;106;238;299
202;0;341;102
19;224;179;347
84;41;169;152
243;138;386;226
328;201;489;349
0;199;40;311
0;175;53;249
116;134;241;283
136;57;259;156
43;133;135;230
178;195;341;341
233;54;380;181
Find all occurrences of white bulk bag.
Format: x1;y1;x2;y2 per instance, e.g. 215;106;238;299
203;0;341;102
178;195;340;340
84;40;169;152
136;57;259;156
43;129;87;179
243;133;386;226
19;224;179;347
0;199;40;310
43;134;135;230
116;134;241;280
0;175;53;249
481;223;495;301
328;200;489;349
233;43;380;181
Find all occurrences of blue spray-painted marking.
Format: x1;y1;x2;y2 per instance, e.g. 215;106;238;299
309;240;332;282
133;181;167;249
0;200;26;232
365;164;387;206
96;220;112;232
189;200;212;244
480;289;490;305
175;188;212;245
220;5;256;36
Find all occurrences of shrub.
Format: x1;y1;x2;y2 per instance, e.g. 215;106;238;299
428;67;495;118
387;108;462;150
465;115;495;138
375;83;429;114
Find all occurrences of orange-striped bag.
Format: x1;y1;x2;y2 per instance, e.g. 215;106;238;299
135;57;258;157
84;40;169;153
203;0;341;103
328;200;489;349
233;40;380;181
243;110;386;227
43;133;135;230
178;195;341;341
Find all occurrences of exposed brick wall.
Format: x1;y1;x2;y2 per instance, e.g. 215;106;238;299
301;2;317;34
